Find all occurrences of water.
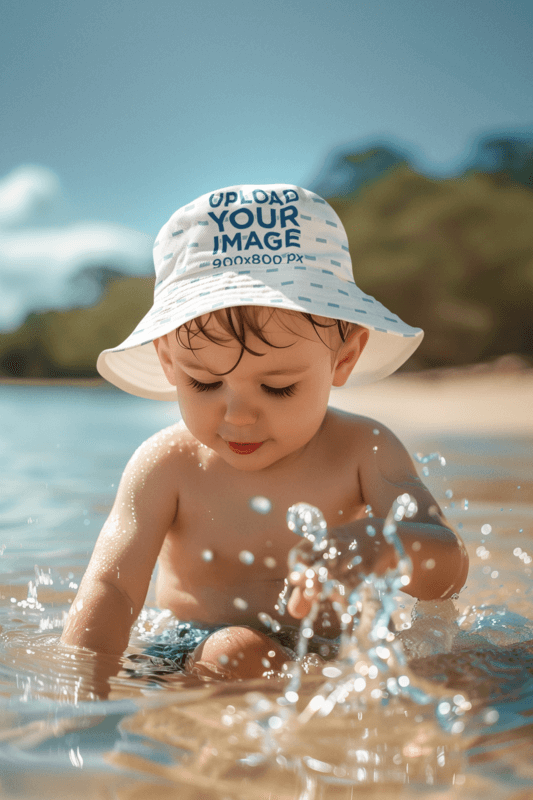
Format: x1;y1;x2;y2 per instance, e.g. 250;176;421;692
1;383;533;799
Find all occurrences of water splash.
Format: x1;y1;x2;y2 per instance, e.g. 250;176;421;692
258;497;471;792
413;452;446;467
286;503;328;550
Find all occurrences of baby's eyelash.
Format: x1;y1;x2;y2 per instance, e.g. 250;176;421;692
187;377;222;392
262;383;296;398
186;377;296;398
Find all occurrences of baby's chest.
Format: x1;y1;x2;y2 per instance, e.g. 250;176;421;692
163;464;367;587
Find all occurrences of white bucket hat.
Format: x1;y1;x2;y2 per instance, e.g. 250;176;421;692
97;184;423;400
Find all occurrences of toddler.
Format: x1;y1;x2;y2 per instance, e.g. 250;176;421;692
61;184;468;679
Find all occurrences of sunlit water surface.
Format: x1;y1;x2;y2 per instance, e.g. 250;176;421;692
0;384;532;800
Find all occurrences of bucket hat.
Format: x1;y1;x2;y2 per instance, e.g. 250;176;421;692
97;184;423;400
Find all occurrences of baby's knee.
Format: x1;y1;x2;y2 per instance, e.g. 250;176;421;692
187;625;288;679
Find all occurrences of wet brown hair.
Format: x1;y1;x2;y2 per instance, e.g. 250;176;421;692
176;306;361;376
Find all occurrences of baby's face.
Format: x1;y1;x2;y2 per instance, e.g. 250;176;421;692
154;310;347;472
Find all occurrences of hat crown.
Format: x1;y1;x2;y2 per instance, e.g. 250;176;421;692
152;184;354;298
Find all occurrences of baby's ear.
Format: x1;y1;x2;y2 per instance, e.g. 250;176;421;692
153;335;177;386
332;327;369;387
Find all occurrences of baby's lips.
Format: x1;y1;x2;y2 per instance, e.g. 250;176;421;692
227;441;263;455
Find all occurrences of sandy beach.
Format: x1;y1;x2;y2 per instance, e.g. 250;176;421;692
329;368;533;438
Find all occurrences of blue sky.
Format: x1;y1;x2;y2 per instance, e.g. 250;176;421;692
2;0;532;238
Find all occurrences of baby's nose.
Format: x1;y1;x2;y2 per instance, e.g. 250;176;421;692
223;392;258;425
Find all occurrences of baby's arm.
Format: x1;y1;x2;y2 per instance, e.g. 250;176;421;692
289;422;468;617
61;433;179;656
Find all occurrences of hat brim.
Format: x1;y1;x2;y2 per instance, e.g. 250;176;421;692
97;270;423;400
97;327;422;401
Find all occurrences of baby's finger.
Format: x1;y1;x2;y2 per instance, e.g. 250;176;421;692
287;568;322;619
287;586;313;619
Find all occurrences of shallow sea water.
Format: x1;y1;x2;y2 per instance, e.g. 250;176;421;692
0;384;532;800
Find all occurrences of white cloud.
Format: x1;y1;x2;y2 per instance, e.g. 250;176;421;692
0;165;62;229
0;166;152;330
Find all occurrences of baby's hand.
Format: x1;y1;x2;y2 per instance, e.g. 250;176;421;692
286;520;398;620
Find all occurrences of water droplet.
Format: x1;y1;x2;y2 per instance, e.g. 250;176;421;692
263;556;276;568
451;720;465;734
483;708;499;724
373;446;378;453
445;489;453;499
202;549;214;562
481;524;492;535
250;496;272;514
322;665;342;678
414;451;446;466
239;550;254;565
233;597;248;610
462;498;469;510
373;428;380;435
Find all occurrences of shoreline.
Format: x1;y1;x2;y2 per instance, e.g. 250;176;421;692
0;357;530;389
0;376;108;388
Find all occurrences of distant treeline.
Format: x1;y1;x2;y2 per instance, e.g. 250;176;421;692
1;135;532;379
0;276;153;379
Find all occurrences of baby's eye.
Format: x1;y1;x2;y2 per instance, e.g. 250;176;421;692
262;383;297;398
187;377;222;392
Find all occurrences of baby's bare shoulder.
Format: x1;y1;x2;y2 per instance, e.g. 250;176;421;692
326;408;393;446
325;409;413;471
124;422;202;483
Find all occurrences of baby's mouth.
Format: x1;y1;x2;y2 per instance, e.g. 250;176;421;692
228;442;264;455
